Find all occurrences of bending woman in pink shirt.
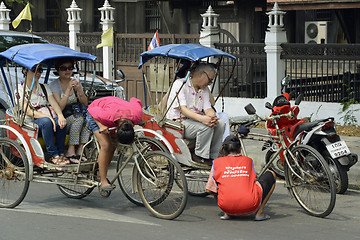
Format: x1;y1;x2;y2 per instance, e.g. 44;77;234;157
86;96;143;192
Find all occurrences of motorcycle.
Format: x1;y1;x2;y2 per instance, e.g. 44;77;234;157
265;77;358;194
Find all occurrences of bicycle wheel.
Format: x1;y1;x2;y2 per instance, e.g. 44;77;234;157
117;137;167;206
0;137;29;208
185;169;209;197
284;144;336;218
138;151;188;220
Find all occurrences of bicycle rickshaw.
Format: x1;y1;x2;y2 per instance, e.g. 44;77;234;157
0;43;188;220
136;43;236;196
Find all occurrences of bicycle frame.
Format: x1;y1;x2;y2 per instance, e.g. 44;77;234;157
238;113;310;182
110;140;159;190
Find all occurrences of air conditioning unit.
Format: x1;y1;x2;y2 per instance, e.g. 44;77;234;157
305;21;328;44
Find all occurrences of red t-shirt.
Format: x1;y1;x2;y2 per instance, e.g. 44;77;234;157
213;155;262;215
88;96;143;127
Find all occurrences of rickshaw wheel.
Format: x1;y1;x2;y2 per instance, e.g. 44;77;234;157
0;137;29;208
57;141;99;199
0;109;6;138
185;169;210;197
116;136;168;206
57;172;96;199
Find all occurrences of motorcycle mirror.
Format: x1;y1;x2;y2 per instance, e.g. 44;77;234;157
117;69;125;80
244;103;256;115
265;102;273;110
281;75;291;86
295;94;303;105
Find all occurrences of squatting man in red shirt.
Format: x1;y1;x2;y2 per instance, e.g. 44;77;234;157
206;134;276;221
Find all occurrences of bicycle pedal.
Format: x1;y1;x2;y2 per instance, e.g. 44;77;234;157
98;185;112;198
99;189;111;198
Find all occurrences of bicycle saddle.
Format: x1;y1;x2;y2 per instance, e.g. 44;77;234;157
230;115;258;126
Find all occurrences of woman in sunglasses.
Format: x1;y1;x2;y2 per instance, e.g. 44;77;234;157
18;66;69;165
49;58;90;163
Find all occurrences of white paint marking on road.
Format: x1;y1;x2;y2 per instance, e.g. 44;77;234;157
347;188;360;194
1;202;160;226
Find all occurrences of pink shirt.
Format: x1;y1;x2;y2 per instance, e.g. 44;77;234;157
88;96;143;127
166;78;211;120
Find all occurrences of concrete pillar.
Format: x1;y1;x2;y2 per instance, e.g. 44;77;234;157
99;0;115;80
199;5;220;48
0;2;11;30
66;0;82;51
264;3;287;100
199;5;220;95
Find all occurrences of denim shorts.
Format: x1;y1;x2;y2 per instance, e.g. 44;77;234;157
85;110;100;132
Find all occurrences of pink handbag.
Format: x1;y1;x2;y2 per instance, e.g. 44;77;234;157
37;106;58;119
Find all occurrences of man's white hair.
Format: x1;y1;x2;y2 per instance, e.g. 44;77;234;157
193;63;216;74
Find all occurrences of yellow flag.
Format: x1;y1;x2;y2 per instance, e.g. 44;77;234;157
12;3;32;29
96;27;114;48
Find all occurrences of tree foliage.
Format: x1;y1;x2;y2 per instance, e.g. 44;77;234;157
4;0;29;7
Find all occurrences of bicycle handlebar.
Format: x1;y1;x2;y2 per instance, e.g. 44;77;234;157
237;112;292;129
263;111;293;122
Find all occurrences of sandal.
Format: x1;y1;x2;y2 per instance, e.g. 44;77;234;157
50;155;69;166
76;155;87;162
60;154;72;163
100;178;116;192
220;213;232;220
254;214;271;221
66;155;80;164
60;154;71;165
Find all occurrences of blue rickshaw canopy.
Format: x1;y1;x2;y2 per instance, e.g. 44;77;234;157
0;43;97;70
138;43;236;69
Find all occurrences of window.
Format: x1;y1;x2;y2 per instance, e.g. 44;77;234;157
93;0;103;32
145;1;161;32
45;0;61;32
46;0;61;31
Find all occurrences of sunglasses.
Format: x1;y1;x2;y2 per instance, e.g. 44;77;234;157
203;71;214;85
59;66;74;71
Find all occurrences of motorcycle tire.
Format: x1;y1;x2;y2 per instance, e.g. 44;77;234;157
265;150;285;179
323;152;349;194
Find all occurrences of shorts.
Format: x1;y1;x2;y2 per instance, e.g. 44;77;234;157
85;110;100;132
258;171;276;202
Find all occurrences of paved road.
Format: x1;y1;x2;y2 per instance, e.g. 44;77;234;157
1;177;359;240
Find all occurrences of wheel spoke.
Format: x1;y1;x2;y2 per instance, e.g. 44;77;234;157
117;136;168;206
138;151;188;220
185;169;210;197
285;145;336;218
0;138;29;208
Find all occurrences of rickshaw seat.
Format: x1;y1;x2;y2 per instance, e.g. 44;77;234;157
6;108;69;150
6;108;37;131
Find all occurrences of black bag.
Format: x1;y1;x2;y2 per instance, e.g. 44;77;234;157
63;102;87;118
63;104;74;118
62;90;88;118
